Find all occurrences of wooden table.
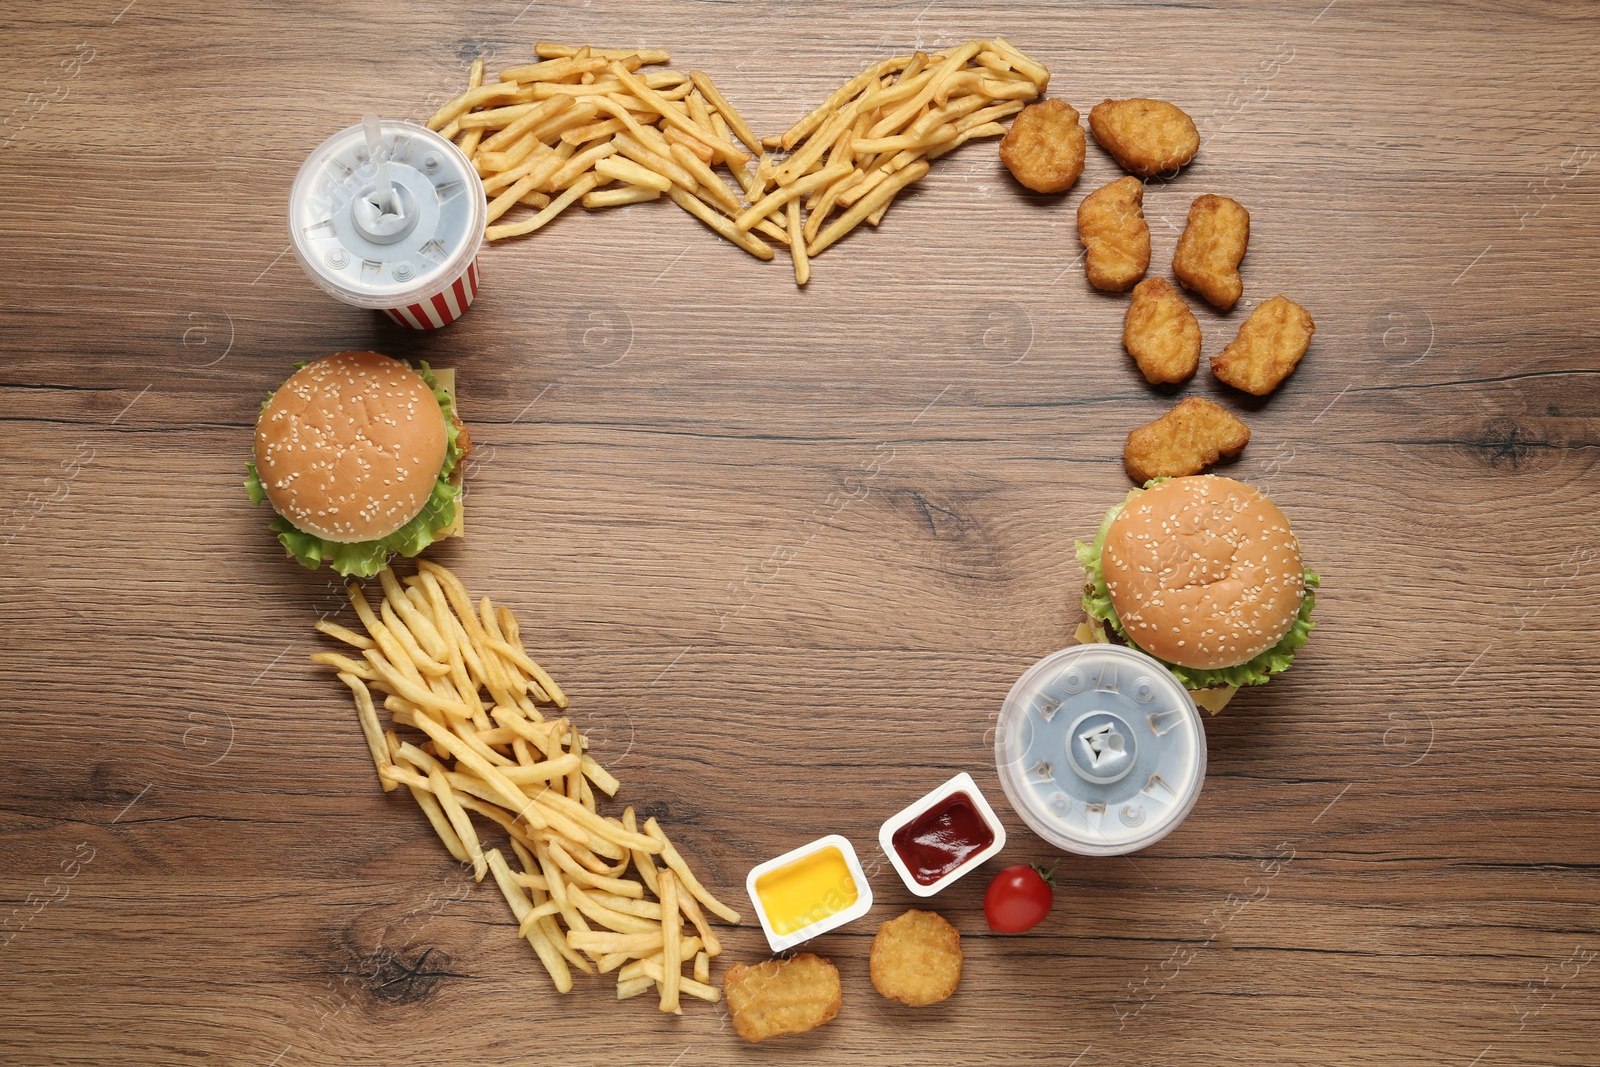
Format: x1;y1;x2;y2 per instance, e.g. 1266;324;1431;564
4;2;1597;1064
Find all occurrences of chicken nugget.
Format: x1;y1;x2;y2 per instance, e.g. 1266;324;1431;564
1123;397;1250;483
1211;295;1315;395
1123;277;1201;384
999;99;1085;194
1077;175;1150;292
1088;98;1200;178
869;909;962;1007
723;953;841;1043
1173;194;1250;311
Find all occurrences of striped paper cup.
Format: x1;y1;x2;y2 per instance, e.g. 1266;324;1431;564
382;259;480;330
289;120;486;330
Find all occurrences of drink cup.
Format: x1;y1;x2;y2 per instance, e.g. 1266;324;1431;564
288;119;485;329
995;644;1207;856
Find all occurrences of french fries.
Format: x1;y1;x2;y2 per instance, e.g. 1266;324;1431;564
429;38;1047;284
312;560;740;1013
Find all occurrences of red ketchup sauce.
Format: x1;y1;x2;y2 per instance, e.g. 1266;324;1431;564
891;791;995;886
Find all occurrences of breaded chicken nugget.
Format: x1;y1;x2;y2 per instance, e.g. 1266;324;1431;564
723;953;841;1043
1173;194;1250;311
999;99;1085;194
1123;277;1201;383
1077;175;1150;292
869;909;962;1007
1123;397;1250;483
1088;98;1201;178
1211;295;1315;395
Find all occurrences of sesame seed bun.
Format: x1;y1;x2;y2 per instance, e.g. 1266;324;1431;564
253;351;447;544
1102;476;1305;670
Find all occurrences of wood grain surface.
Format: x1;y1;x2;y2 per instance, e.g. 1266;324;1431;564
3;1;1598;1065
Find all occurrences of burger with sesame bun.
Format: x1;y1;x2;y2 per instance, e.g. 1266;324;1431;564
245;351;472;578
1075;475;1318;713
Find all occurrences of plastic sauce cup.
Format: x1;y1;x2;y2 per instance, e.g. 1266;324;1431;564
995;644;1206;856
745;834;874;953
288;120;485;329
878;772;1007;896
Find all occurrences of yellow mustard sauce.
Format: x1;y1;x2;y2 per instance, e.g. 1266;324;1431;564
754;845;859;935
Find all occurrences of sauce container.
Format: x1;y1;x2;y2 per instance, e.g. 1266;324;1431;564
745;834;873;953
994;644;1206;856
878;772;1007;896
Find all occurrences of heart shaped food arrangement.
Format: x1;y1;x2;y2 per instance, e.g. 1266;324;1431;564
264;35;1324;1044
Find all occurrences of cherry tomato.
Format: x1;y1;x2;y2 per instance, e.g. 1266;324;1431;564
984;864;1055;933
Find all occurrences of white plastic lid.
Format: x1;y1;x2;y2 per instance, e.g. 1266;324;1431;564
995;644;1206;856
288;120;484;309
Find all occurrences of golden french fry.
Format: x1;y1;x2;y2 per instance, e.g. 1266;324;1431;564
498;754;582;784
694;950;710;985
988;35;1050;89
546;141;618;192
594;155;672;193
667;187;774;260
428;765;486;881
363;650;472;720
639;956;720;1003
487;172;600;241
584;186;661;209
409;711;535;816
643;818;741;924
379;600;450;676
866;41;983;139
616;975;655;999
676;885;722;957
569;885;658;934
623;807;661;897
547;838;647;898
455;101;547;131
667;144;742;214
515;900;563;935
568;930;664;956
314;619;373;650
486;848;574;993
498;55;614;84
580;754;619;797
338;672;395;792
617;937;702;983
310;651;377;679
851;122;957;155
664;125;715;163
609;132;696;195
589;890;662;921
688;71;762;155
786;197;809;286
779;53;912;150
808;158;929;257
535;42;672;64
427;82;522;130
606;62;734;162
561;117;631;145
658;869;682;1013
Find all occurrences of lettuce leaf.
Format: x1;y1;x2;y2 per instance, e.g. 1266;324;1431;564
1074;488;1318;690
244;362;463;578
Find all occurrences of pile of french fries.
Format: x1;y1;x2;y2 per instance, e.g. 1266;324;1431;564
427;38;1048;284
311;559;739;1012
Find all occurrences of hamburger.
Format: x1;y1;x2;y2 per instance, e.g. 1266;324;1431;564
244;351;471;578
1075;475;1318;713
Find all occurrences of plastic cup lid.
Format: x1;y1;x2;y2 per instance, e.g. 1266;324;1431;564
994;644;1206;856
288;120;484;309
